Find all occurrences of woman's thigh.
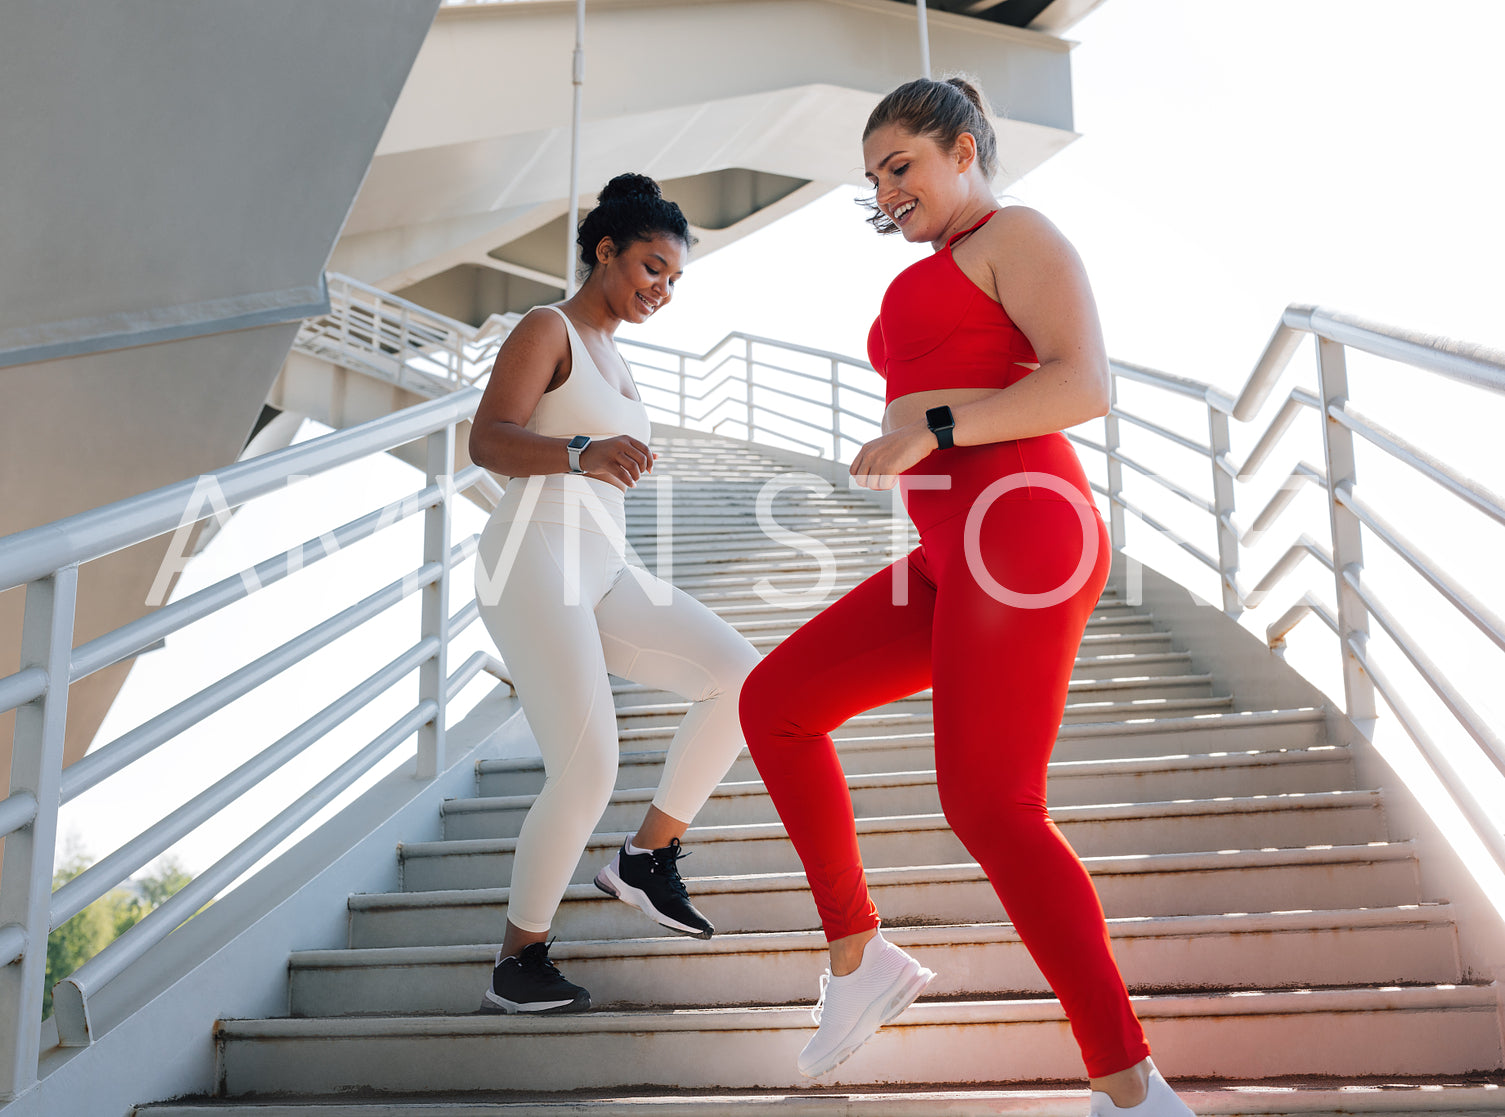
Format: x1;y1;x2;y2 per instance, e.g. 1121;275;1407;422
742;552;938;738
594;565;760;699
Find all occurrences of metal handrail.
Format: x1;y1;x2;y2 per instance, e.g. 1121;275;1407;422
0;381;495;1091
0;390;479;594
1083;302;1505;907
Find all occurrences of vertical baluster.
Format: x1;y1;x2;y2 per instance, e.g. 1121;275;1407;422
417;428;454;780
678;355;688;429
830;359;841;461
1316;338;1377;726
397;303;410;389
0;566;78;1093
1208;402;1241;615
1102;376;1126;555
744;338;755;443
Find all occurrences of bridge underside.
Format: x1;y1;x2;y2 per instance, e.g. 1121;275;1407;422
334;0;1080;318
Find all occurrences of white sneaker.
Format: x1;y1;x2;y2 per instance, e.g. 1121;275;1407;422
796;931;936;1079
1088;1060;1196;1117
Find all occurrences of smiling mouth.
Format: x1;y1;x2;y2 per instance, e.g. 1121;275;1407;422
635;292;659;313
892;200;916;224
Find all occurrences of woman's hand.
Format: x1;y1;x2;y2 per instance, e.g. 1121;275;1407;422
849;424;934;490
581;435;654;490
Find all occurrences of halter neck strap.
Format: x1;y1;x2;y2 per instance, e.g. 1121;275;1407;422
946;209;999;249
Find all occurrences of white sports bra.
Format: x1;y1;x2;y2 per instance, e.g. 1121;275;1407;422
527;305;652;445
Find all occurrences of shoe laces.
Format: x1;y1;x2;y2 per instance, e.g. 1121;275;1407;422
516;939;564;978
811;970;831;1025
648;837;692;900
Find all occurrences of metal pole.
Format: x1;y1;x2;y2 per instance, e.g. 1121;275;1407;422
565;0;585;297
1316;337;1377;729
416;426;454;780
916;0;931;80
1208;403;1241;616
0;566;78;1084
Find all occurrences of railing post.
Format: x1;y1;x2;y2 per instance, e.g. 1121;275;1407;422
0;565;78;1095
1208;402;1241;615
1316;337;1377;727
830;358;841;461
416;427;454;779
678;355;688;428
1102;377;1126;555
744;338;755;443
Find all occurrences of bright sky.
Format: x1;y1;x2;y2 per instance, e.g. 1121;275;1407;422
64;0;1505;889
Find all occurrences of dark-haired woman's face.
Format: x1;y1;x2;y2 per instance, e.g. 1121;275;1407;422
596;234;688;323
863;123;970;244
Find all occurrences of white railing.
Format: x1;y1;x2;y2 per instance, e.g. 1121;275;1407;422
294;273;888;460
1074;306;1505;887
0;391;509;1099
292;273;517;398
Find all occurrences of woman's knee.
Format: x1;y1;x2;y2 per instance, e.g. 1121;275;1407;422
939;780;1049;853
739;654;807;745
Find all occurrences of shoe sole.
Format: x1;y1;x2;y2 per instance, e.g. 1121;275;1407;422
477;988;591;1015
593;863;715;940
797;959;936;1079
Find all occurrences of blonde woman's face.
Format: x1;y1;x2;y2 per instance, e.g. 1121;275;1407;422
863;124;974;243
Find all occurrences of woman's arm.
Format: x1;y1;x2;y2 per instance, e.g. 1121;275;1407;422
468;309;651;489
951;206;1110;441
851;207;1109;487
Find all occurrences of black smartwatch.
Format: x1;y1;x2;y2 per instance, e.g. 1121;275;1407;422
566;434;591;473
925;406;956;450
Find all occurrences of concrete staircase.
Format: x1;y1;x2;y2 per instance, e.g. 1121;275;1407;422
142;435;1505;1114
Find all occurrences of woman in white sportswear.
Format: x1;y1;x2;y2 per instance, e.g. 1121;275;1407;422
467;173;760;1014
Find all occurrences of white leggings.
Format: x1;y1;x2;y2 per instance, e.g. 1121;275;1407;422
474;476;760;933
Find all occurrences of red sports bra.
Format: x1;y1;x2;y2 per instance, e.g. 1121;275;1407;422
867;210;1039;405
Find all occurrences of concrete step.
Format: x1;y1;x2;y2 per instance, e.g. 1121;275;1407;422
695;592;1131;626
613;695;1238;752
289;905;1462;1017
135;1081;1505;1117
475;707;1331;797
609;675;1218;730
610;654;1199;711
446;745;1356;839
402;790;1388;893
214;984;1505;1094
718;601;1150;634
349;843;1421;948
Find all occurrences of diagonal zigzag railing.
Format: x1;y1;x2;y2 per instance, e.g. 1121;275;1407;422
3;271;1501;1102
295;276;1505;892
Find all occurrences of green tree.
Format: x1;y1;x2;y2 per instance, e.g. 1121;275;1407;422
43;854;193;1019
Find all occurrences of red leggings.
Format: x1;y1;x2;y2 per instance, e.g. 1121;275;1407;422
739;439;1150;1077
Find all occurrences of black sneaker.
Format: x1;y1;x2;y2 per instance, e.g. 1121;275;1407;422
478;941;591;1014
593;837;715;939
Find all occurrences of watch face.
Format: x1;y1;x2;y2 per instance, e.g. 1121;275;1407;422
568;435;591;449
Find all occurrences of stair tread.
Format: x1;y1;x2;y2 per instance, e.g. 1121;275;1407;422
134;1080;1505;1116
292;904;1459;967
452;745;1355;813
354;842;1419;910
473;707;1331;775
218;982;1504;1037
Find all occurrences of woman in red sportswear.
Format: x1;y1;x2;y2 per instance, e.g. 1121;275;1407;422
739;78;1194;1115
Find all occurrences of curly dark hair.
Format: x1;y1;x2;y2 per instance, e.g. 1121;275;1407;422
859;76;1001;234
576;173;694;280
